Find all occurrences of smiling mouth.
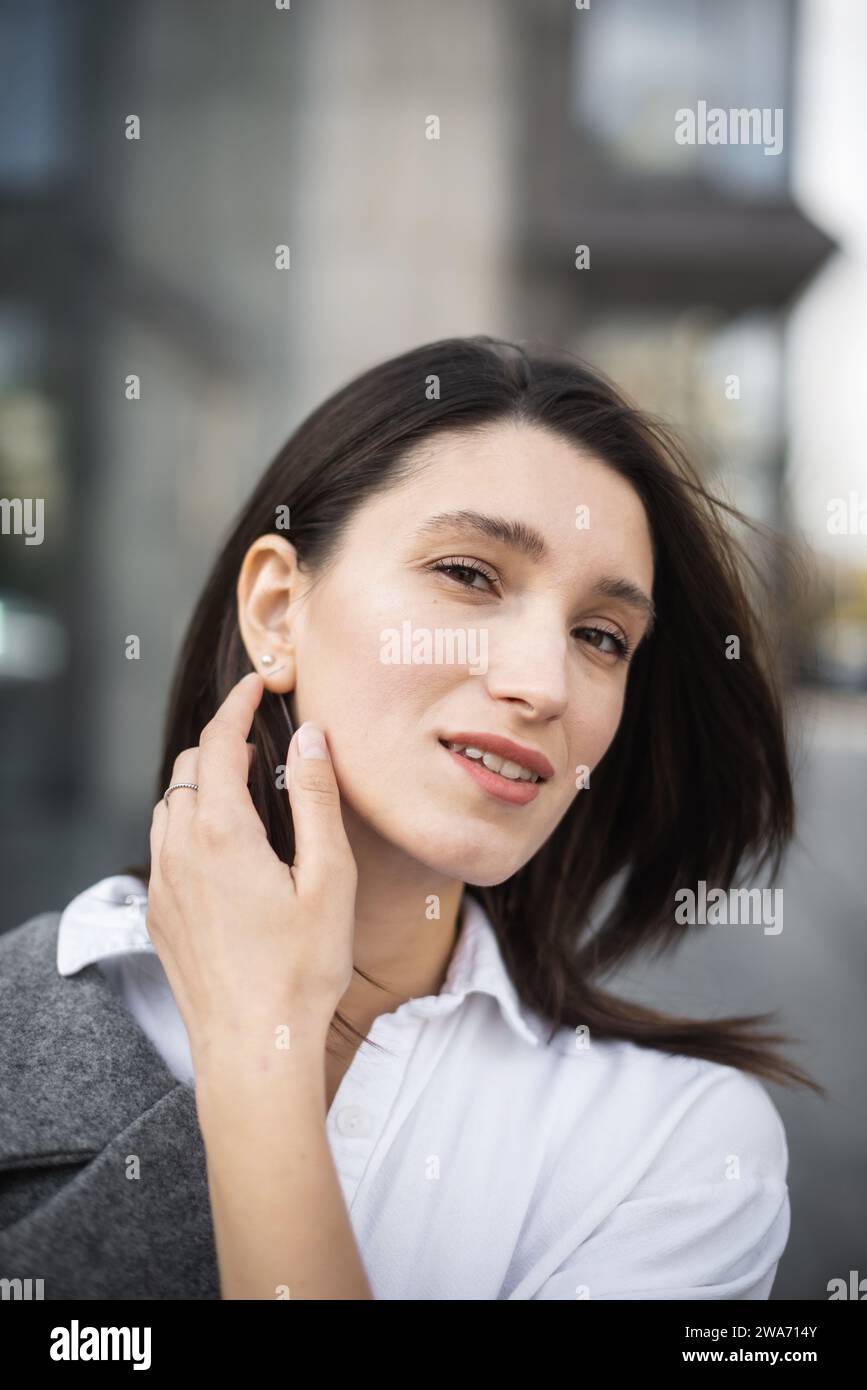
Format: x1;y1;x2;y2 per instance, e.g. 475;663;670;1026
439;740;542;783
437;740;546;807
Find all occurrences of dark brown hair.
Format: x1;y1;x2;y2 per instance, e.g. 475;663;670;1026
124;334;823;1096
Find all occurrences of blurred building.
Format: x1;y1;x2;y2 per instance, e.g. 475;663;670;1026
521;0;833;532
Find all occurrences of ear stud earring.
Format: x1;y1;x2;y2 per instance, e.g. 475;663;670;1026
260;652;285;674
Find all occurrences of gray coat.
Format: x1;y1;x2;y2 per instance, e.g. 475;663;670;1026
0;911;221;1299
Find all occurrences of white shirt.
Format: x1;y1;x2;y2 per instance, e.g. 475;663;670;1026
57;874;791;1300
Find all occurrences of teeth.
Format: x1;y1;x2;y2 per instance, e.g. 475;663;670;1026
482;752;506;775
496;758;527;780
444;742;541;783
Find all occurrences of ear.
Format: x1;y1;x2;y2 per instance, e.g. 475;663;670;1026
236;533;303;694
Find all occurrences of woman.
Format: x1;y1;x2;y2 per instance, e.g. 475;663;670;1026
0;335;822;1301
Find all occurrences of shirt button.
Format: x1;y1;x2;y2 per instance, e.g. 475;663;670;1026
335;1105;372;1137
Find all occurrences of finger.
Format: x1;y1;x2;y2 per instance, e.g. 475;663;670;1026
150;798;167;874
164;748;199;826
196;672;264;817
150;747;198;872
286;722;357;896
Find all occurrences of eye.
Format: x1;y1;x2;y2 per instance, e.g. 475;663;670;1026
573;626;631;661
429;558;498;592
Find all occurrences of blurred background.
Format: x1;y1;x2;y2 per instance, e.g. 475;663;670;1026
1;0;864;1299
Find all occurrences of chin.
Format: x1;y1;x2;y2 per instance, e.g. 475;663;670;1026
402;833;525;888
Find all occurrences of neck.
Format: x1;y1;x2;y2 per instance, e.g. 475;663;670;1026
333;805;466;1043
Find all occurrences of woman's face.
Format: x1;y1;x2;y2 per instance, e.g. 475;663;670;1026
240;421;655;887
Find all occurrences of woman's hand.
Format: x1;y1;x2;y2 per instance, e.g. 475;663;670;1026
146;672;358;1077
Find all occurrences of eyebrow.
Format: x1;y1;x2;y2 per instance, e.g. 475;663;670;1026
412;509;656;633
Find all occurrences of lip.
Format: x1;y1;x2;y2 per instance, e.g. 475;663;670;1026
438;732;555;782
440;742;543;805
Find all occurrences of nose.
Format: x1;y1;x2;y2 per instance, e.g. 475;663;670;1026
483;617;569;721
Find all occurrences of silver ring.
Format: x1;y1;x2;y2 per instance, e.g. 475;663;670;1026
164;781;199;807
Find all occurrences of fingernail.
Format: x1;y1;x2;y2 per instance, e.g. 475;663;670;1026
298;722;328;759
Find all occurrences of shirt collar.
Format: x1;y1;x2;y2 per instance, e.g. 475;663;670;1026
436;893;541;1046
57;874;155;975
56;876;540;1048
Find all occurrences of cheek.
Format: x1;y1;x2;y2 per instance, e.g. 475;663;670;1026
568;681;628;773
297;594;455;781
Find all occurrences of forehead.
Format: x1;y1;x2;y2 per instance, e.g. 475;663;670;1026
347;422;655;585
